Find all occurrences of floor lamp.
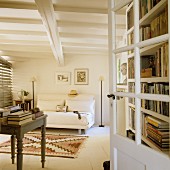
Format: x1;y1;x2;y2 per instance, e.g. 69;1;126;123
31;77;36;108
99;76;104;127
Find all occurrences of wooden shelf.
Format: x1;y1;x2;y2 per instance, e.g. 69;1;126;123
117;84;128;90
140;42;167;56
128;77;169;83
141;108;169;122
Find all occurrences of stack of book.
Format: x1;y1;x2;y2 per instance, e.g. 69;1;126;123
7;111;33;125
0;108;10;124
146;116;169;151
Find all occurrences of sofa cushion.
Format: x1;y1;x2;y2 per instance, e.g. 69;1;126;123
65;100;94;113
37;100;64;111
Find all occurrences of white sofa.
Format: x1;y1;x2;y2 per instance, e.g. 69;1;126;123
37;94;95;134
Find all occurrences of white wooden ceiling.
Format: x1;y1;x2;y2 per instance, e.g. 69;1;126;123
0;0;125;65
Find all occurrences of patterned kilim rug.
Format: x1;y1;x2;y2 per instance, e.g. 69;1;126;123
0;133;88;158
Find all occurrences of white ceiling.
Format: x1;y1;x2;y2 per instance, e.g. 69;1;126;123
0;0;125;65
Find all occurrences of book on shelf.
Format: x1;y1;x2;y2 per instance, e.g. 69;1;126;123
129;107;135;130
127;4;134;30
7;117;33;125
147;122;169;134
146;116;169;128
140;0;162;19
140;4;168;40
146;128;169;143
146;136;169;151
128;57;135;79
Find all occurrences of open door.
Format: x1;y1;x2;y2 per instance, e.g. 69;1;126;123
108;0;170;169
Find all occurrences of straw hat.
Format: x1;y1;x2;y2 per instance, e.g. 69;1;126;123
68;90;78;96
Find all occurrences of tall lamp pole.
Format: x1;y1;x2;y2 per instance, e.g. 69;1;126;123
31;77;36;109
99;76;104;127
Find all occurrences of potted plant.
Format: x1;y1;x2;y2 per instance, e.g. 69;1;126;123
23;90;29;97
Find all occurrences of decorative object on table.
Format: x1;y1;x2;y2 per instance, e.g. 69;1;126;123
74;68;89;85
17;90;29;103
29;107;44;119
99;76;104;127
0;133;88;158
68;90;78;97
30;76;36;108
4;105;22;113
56;72;71;85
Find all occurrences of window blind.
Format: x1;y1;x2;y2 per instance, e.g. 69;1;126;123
0;57;13;108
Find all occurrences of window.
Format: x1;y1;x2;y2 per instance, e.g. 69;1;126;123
0;57;13;108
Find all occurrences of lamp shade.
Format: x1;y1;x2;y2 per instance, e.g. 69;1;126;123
30;76;36;82
99;76;104;81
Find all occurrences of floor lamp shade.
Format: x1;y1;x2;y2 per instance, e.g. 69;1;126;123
99;76;104;127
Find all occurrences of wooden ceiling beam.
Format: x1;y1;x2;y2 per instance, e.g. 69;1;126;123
0;17;42;24
0;44;51;52
59;33;108;39
35;0;64;65
0;39;49;46
61;42;108;48
57;21;107;29
54;6;108;14
0;1;107;14
0;1;37;10
0;30;46;36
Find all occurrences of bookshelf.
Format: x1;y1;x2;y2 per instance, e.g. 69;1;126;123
125;0;169;155
110;0;170;168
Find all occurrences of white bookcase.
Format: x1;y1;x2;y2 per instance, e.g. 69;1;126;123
115;0;170;155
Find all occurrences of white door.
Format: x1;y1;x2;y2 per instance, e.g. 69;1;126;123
108;0;170;170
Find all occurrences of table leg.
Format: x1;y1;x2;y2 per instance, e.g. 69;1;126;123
17;137;23;170
11;135;15;164
41;125;46;168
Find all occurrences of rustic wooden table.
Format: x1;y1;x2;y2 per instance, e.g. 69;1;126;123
0;115;47;170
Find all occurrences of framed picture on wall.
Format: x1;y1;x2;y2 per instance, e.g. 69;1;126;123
56;72;71;85
74;68;89;85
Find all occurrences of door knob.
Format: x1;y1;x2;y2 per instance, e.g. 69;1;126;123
107;94;115;100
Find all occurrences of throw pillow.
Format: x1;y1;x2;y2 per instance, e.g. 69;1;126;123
56;105;67;112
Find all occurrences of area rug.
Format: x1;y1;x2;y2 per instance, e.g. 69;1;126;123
0;133;88;158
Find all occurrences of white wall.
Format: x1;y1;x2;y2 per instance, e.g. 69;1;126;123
12;55;110;125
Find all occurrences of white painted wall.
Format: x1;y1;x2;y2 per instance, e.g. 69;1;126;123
12;55;110;125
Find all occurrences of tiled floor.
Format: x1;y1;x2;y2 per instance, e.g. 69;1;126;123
0;126;110;170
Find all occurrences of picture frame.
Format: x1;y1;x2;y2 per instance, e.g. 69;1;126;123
117;55;127;85
56;72;71;85
74;68;89;85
